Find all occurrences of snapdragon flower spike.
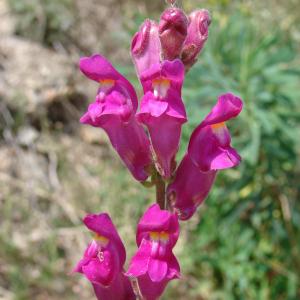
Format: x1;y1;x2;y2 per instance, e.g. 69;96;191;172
137;60;187;178
79;54;152;181
126;204;180;300
159;7;188;61
181;9;211;70
131;19;161;79
73;213;135;300
168;93;243;220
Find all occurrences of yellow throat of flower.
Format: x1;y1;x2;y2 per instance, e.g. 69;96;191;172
211;122;226;131
149;231;170;242
152;78;171;99
94;234;109;246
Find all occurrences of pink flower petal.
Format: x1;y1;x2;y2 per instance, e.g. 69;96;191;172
148;258;168;282
126;239;151;278
188;93;243;171
82;253;115;287
79;54;138;111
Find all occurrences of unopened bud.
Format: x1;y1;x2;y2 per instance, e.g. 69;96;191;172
181;9;211;70
131;19;161;78
159;8;188;61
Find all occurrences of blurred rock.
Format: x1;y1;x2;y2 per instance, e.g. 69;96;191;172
0;34;94;132
0;0;94;132
17;126;39;147
0;0;15;36
79;126;109;145
0;146;12;172
0;146;50;190
0;36;73;112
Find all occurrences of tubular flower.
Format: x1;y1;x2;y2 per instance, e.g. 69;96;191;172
168;154;217;220
79;54;152;181
126;204;180;300
137;59;187;178
159;7;188;61
131;19;161;79
73;213;135;300
167;93;243;220
181;9;211;70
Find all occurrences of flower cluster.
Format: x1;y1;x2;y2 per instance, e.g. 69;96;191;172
74;2;243;300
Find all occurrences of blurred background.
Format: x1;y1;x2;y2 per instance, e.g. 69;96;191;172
0;0;299;299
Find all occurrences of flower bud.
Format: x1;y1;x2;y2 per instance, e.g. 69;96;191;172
181;9;211;70
131;20;161;78
159;8;188;61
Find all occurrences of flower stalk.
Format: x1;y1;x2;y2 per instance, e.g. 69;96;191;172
155;171;166;210
129;277;144;300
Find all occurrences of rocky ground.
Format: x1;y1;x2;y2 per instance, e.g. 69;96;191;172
0;0;147;299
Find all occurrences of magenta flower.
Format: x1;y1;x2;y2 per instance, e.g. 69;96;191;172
167;93;243;220
73;213;135;300
79;54;152;181
137;59;187;178
181;9;211;70
131;19;161;79
126;204;180;300
159;7;188;61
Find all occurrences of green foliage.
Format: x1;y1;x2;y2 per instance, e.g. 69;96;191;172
179;13;300;299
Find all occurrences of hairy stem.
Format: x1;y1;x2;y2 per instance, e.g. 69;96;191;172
130;277;144;300
155;172;166;209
